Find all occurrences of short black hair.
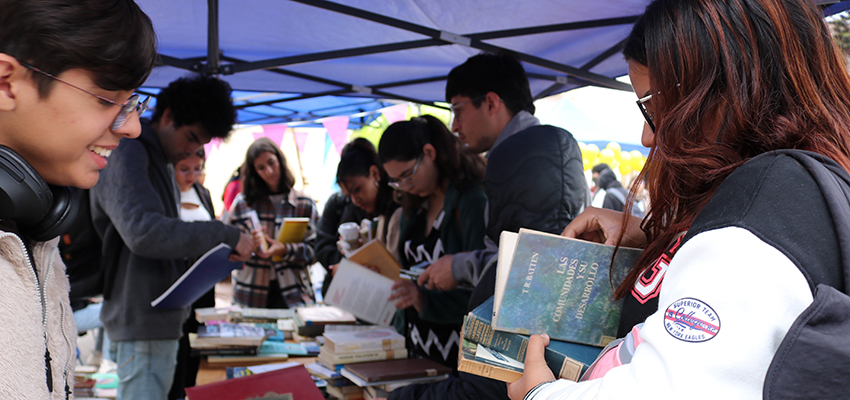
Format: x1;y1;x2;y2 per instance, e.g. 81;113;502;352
445;52;535;116
592;163;611;174
152;75;237;139
0;0;157;97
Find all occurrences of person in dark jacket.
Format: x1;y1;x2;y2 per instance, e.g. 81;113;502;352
393;53;588;400
91;76;255;399
590;164;629;213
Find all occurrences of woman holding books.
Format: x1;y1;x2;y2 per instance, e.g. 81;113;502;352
509;0;850;399
378;115;488;370
315;138;400;296
226;137;320;308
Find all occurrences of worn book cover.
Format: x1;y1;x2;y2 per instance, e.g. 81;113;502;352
151;243;242;309
465;297;601;381
346;239;402;280
323;328;405;353
457;338;523;383
319;346;408;365
493;228;642;347
341;358;451;383
185;364;322;400
324;259;396;326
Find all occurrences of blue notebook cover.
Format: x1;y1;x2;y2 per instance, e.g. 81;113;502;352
151;243;242;309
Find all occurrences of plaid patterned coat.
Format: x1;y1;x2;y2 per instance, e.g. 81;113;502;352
227;189;319;308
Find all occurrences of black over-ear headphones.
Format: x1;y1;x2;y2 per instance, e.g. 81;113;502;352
0;145;79;241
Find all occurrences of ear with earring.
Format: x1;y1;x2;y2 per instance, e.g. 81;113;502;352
374;180;380;187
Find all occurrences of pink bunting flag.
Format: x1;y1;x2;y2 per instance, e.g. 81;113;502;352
381;104;408;124
322;116;350;155
293;130;309;154
262;124;287;147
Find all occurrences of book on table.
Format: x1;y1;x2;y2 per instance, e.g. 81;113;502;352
323;327;405;353
185;363;323;400
188;333;259;357
340;358;452;385
151;243;243;309
463;296;601;381
195;323;273;347
293;304;358;337
346;239;402;280
319;346;408;365
492;229;642;347
324;258;397;326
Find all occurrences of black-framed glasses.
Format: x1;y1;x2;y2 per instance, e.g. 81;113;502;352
19;61;150;131
636;93;655;132
387;155;423;190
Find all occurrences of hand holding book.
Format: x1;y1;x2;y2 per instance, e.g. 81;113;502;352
507;334;558;400
256;232;287;260
560;207;647;248
389;279;423;312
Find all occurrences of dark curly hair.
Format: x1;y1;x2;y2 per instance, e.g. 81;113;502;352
152;75;237;139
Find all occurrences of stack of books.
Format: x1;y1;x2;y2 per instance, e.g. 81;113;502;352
189;323;273;357
307;362;364;400
294;305;358;337
318;328;408;372
457;229;643;383
339;358;451;395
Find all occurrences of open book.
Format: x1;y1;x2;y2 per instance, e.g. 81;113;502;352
346;239;402;280
492;229;642;347
324;258;396;326
151;243;242;309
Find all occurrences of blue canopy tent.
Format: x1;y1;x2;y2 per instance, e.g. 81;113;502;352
135;0;847;129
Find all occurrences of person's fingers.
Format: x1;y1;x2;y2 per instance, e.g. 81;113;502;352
417;269;430;287
526;334;550;368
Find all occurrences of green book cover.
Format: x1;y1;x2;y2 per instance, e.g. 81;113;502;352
493;228;642;347
464;296;602;381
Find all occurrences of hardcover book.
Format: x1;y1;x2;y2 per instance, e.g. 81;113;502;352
294;304;358;336
151;243;242;309
184;364;322;400
464;297;601;381
324;259;397;326
188;333;259;356
195;323;272;347
346;239;402;280
319;346;408;365
323;328;405;353
492;229;642;347
341;358;451;384
457;338;523;383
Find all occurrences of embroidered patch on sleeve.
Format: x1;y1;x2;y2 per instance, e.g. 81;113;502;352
664;297;720;342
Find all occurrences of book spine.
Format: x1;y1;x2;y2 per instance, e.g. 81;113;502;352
322;348;408;364
463;311;584;381
191;347;259;356
327;338;406;353
457;356;522;383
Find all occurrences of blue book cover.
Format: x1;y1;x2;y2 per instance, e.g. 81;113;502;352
464;296;602;381
151;243;242;309
493;229;642;347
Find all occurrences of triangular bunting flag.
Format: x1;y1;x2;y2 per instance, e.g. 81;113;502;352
321;116;350;155
262;124;287;147
381;104;408;125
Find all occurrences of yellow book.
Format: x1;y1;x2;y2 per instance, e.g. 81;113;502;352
273;217;310;262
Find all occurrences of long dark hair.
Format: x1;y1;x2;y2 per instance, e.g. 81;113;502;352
616;0;850;299
240;137;296;206
337;138;396;218
378;115;486;217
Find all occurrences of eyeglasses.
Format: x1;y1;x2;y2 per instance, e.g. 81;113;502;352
19;61;150;131
636;93;655;132
450;95;486;124
387;155;422;190
176;169;203;176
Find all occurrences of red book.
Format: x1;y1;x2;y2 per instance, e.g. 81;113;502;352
185;364;323;400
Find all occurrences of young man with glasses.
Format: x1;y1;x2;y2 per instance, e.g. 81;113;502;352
398;52;589;400
90;75;255;400
0;1;155;398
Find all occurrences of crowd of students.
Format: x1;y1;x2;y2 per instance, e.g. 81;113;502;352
2;0;849;399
